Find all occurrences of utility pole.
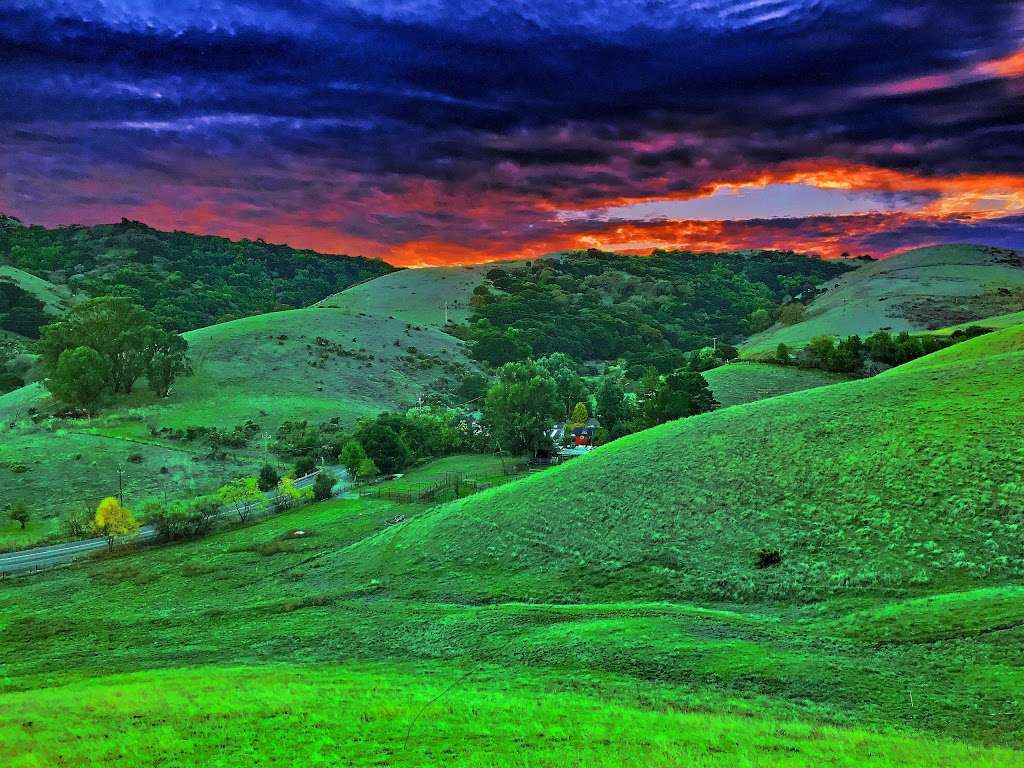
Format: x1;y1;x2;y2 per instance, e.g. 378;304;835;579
261;432;271;462
117;466;125;507
443;299;449;325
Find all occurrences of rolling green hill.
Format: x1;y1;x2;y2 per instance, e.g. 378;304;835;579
744;245;1024;354
338;324;1024;603
0;267;479;541
703;362;851;407
4;321;1024;764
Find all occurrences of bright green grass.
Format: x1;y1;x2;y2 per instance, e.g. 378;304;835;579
817;586;1024;643
744;245;1024;354
3;493;1023;747
2;664;1018;768
378;453;526;493
704;363;850;407
336;325;1024;604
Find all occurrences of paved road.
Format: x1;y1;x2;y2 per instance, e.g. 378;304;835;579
0;467;344;577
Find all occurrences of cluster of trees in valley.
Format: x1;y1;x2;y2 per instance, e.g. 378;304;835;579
465;248;853;374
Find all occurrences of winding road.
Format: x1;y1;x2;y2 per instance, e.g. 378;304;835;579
0;467;344;577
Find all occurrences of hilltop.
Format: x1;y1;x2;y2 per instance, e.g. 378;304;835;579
744;244;1024;354
337;324;1024;603
0;216;393;332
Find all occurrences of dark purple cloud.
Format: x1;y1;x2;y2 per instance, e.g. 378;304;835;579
1;1;1023;263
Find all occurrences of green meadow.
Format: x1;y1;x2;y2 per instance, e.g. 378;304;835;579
3;324;1024;764
0;270;480;541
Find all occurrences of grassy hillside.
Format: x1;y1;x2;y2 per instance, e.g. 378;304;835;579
4;664;1016;767
0;265;77;321
0;270;478;541
2;493;1022;757
319;263;495;328
338;324;1024;603
745;245;1024;354
704;362;850;407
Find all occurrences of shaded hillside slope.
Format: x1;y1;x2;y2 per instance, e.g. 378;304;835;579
340;325;1024;603
744;245;1024;354
704;362;850;407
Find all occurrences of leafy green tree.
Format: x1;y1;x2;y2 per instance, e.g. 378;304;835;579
455;373;490;403
643;370;718;427
538;353;590;416
295;456;317;477
402;407;465;458
340;440;370;479
779;303;806;326
147;335;191;397
9;502;29;530
595;377;630;434
148;498;218;541
46;346;111;409
357;457;379;480
313;470;336;501
749;308;772;333
482;360;561;457
775;343;791;364
257;464;280;492
39;296;189;396
217;477;264;522
469;324;531;366
355;421;412;474
276;476;313;509
566;401;589;433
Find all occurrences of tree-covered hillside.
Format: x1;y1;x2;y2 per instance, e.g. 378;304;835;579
468;249;856;373
0;215;394;332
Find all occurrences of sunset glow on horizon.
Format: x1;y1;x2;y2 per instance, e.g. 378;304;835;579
3;2;1024;266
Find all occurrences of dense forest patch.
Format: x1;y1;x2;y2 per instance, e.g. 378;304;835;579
0;215;394;332
466;249;855;373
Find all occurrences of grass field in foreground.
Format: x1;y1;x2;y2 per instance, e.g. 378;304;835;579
704;363;850;407
2;664;1019;768
2;493;1023;749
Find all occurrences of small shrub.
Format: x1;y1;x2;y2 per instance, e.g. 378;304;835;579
755;548;783;569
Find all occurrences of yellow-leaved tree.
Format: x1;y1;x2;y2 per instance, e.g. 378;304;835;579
94;497;139;549
565;401;590;434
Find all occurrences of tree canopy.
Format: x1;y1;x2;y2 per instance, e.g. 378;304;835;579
0;217;393;333
39;296;190;406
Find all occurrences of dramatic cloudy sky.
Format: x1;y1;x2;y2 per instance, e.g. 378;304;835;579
2;1;1024;265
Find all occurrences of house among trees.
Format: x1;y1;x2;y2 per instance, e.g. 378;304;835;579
570;418;601;447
